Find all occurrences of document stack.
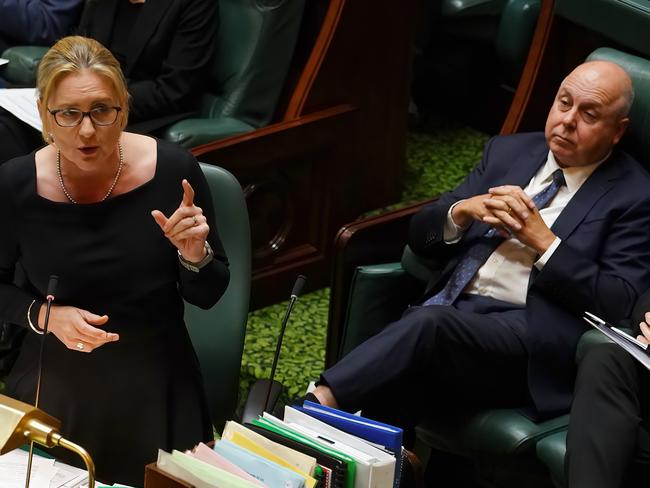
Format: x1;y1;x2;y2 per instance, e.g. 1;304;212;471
150;401;404;488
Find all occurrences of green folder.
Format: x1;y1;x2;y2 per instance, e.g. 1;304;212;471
251;418;356;488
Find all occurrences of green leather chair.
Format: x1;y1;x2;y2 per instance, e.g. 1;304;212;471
187;164;251;431
1;0;305;148
163;0;305;148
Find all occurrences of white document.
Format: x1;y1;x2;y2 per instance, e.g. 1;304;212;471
584;311;650;371
0;448;94;488
0;58;8;66
0;88;41;131
280;408;396;488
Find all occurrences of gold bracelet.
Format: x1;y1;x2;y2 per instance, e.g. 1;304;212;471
27;300;44;335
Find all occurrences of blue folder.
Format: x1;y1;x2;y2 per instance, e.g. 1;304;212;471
296;401;403;455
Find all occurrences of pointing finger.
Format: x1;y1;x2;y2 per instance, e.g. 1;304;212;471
182;179;195;207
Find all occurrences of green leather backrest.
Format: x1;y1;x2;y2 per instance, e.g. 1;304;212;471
556;0;650;58
185;164;251;429
495;0;541;82
1;46;48;86
587;48;650;168
203;0;305;128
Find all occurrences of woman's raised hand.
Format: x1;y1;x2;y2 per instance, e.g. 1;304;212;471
151;179;209;262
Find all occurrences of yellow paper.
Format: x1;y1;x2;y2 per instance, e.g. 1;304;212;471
226;430;317;488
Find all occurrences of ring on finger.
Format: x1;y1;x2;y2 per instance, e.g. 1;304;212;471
192;215;198;226
75;342;84;350
506;206;513;215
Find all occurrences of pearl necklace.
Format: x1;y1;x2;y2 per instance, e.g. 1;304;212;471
57;142;124;204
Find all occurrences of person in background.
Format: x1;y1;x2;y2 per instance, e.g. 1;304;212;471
304;61;650;461
565;294;650;487
0;0;217;163
0;36;229;485
77;0;217;134
0;0;84;53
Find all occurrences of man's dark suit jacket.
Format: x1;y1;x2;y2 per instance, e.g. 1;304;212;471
0;0;83;49
409;132;650;419
78;0;217;134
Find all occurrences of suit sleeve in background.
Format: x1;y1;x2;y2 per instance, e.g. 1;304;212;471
126;0;218;122
0;0;84;46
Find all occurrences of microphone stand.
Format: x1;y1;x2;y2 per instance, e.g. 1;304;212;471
264;275;306;412
25;275;58;488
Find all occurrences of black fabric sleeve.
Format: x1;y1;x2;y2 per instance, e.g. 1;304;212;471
0;160;45;328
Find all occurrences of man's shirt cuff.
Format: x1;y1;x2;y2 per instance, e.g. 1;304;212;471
444;200;468;243
534;237;562;270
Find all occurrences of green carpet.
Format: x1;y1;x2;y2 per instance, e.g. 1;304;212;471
239;121;489;406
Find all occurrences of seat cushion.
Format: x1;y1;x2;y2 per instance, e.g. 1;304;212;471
417;409;569;461
536;431;567;488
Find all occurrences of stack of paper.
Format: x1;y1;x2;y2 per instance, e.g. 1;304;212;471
156;403;404;488
0;448;132;488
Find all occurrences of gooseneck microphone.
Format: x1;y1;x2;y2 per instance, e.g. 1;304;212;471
35;275;58;408
264;275;307;411
26;275;58;488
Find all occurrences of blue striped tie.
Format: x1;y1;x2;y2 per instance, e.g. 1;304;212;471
422;169;566;306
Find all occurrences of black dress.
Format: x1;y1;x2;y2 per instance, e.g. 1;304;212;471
0;139;230;485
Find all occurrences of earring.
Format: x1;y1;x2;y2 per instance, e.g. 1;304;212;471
48;133;55;143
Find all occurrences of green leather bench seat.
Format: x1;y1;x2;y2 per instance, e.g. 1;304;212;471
441;0;508;17
557;0;650;58
536;431;567;488
1;46;48;87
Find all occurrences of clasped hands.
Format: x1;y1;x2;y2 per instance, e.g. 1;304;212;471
42;179;208;353
451;185;556;256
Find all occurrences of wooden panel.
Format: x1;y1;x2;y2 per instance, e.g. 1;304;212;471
194;105;359;307
192;0;420;306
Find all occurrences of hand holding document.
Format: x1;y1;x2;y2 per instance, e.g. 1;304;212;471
583;311;650;370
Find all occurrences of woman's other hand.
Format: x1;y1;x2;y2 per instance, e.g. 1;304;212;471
151;179;209;262
42;305;119;353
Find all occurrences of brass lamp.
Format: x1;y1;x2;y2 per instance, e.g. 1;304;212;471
0;394;95;488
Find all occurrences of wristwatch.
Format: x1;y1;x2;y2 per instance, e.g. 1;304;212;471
178;241;214;272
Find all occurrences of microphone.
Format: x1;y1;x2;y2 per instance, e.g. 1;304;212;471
27;275;58;488
35;274;58;406
264;275;307;412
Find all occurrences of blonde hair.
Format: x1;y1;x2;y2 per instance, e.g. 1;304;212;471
37;36;129;141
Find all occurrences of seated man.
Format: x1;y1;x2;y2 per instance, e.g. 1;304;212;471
308;61;650;448
566;298;650;487
0;0;84;53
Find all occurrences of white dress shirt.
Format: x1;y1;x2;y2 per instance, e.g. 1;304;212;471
443;151;604;305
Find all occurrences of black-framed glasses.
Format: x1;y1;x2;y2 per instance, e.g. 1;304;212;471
48;106;122;127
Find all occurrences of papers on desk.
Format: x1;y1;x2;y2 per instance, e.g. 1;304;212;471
0;88;41;131
0;448;87;488
584;311;650;370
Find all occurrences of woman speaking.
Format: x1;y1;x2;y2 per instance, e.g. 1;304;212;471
0;36;230;485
